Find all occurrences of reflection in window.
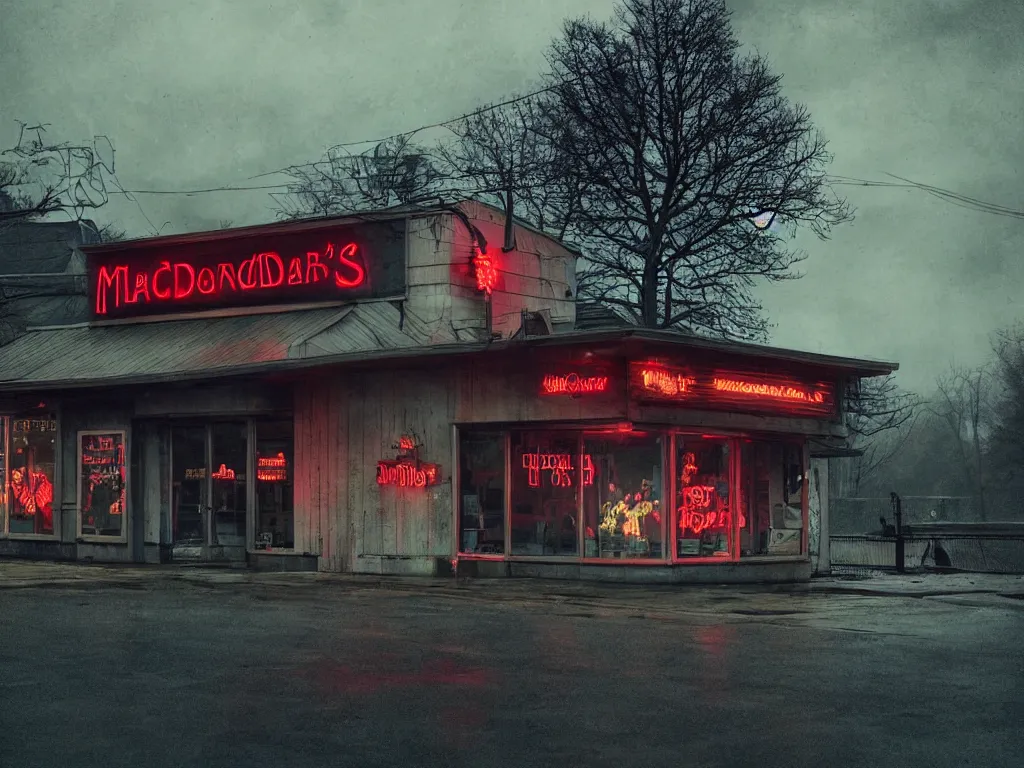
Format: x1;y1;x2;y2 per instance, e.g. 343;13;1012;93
79;432;126;538
212;422;247;548
510;431;580;557
9;416;57;536
459;431;505;554
739;441;804;557
676;437;731;558
256;420;293;549
583;432;663;559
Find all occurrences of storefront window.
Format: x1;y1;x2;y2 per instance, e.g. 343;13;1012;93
583;432;663;559
211;422;247;548
510;430;580;556
739;441;805;557
79;431;126;538
255;420;294;550
458;430;505;554
8;415;57;536
675;436;732;559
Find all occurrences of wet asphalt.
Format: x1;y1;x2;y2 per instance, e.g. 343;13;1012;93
1;580;1022;768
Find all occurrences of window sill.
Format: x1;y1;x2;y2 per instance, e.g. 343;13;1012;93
78;536;128;545
3;533;60;541
246;548;301;556
456;554;809;566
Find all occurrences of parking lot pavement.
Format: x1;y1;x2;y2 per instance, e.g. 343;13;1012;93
1;563;1023;768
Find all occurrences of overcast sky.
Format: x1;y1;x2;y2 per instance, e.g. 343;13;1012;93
2;0;1021;393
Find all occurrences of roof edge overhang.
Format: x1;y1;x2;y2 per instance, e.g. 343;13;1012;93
80;198;585;260
79;203;451;255
0;326;899;394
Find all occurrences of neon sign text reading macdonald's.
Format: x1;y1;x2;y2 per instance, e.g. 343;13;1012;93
93;242;367;316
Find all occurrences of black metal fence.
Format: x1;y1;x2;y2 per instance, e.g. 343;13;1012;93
830;534;1024;574
829;493;1024;575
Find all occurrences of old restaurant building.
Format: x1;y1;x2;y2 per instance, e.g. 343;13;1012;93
0;201;897;582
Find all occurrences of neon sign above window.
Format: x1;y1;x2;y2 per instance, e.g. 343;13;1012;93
629;362;837;418
540;373;610;396
85;219;407;320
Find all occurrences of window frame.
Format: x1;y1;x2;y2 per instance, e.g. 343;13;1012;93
3;411;62;541
453;423;810;567
76;429;130;544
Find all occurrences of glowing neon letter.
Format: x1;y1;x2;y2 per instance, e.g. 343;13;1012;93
287;257;303;285
196;267;216;295
128;272;151;305
95;264;129;315
334;242;366;288
152;261;172;300
172;263;196;299
217;262;238;292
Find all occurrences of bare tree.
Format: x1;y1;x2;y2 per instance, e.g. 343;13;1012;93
841;374;919;495
0;122;115;226
929;364;997;520
988;324;1024;502
439;98;585;244
275;135;444;218
535;0;851;339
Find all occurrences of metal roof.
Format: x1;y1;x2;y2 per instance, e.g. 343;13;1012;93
0;302;453;391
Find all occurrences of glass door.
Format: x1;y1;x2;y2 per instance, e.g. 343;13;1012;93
171;425;208;548
211;422;248;548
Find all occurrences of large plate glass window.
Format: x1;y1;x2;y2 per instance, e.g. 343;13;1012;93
510;430;580;557
739;441;805;557
8;415;57;536
458;430;506;555
78;431;126;538
675;436;732;559
583;431;664;559
255;420;294;550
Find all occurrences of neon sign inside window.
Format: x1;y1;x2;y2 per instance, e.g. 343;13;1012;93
521;451;596;488
257;452;288;482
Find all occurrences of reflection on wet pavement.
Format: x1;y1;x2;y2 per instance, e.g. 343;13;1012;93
0;582;1021;768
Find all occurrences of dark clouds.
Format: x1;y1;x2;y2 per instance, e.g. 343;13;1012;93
1;0;1021;393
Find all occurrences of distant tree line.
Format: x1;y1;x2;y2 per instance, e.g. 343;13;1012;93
843;322;1024;521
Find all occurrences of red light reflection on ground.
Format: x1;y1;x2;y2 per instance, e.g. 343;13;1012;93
304;658;491;695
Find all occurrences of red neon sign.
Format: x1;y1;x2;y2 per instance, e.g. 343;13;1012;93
472;246;498;294
94;241;366;316
257;452;288;482
630;362;837;417
521;451;595;488
212;464;236;480
376;460;440;488
712;377;827;405
398;436;416;451
638;367;696;397
541;373;609;396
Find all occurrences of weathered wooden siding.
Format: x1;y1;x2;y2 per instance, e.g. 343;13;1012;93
294;366;456;573
454;356;628;424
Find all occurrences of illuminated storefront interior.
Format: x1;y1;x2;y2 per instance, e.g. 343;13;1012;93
458;426;807;565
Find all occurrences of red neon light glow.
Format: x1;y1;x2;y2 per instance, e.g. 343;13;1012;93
681;452;698;485
376;460;439;488
257;452;288;482
639;367;696;397
541;373;609;396
472;247;498;294
521;451;595;488
712;377;827;405
398;436;416;451
94;241;367;315
212;464;236;480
